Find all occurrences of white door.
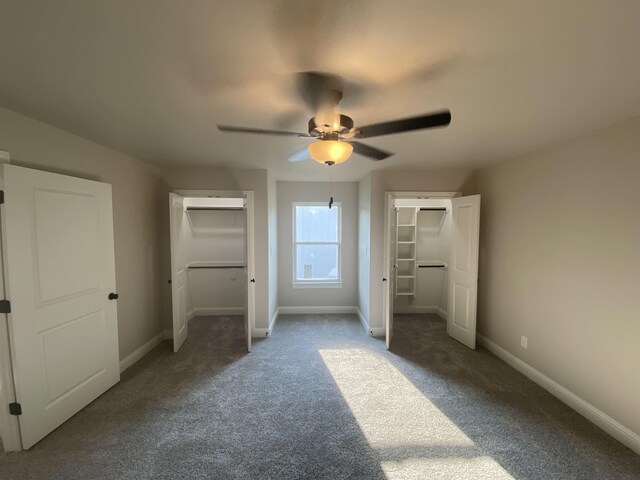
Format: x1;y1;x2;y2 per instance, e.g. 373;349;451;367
243;197;253;352
1;165;119;449
384;196;397;349
448;195;481;349
169;193;188;352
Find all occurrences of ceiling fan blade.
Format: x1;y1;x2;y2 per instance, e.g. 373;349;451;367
349;141;393;161
288;146;311;162
218;125;310;137
357;110;451;138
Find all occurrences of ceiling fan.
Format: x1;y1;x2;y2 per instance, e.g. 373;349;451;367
217;72;451;166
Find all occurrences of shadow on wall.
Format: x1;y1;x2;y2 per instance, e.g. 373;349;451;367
11;159;103;183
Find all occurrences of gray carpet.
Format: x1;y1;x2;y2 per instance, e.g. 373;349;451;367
1;313;638;479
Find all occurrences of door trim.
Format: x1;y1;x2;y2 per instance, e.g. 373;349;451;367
0;167;23;451
171;189;256;338
382;191;459;350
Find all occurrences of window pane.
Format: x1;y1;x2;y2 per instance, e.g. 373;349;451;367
295;205;338;243
296;245;338;281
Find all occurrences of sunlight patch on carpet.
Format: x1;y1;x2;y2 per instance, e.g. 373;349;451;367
319;348;514;479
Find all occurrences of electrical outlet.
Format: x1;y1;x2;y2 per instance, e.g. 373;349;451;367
521;335;528;349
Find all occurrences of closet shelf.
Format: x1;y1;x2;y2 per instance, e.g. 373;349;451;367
186;206;244;211
188;261;245;269
397;223;416;227
417;261;448;269
396;275;415;279
396;289;415;296
397;257;415;261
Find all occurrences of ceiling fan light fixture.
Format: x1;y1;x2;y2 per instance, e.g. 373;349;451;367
308;140;353;166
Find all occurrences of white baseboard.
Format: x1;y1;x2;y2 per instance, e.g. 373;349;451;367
356;307;369;334
120;331;165;373
277;306;358;315
190;307;244;318
250;307;280;338
478;334;640;456
369;327;385;337
275;306;382;335
395;305;439;314
253;328;269;338
268;307;279;335
355;308;385;337
393;305;448;320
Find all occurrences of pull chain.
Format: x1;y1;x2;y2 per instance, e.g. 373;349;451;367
328;166;334;208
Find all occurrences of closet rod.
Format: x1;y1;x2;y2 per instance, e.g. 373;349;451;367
186;207;244;211
418;264;447;268
188;265;245;269
419;207;447;212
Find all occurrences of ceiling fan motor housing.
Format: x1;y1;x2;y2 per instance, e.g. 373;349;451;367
308;114;354;137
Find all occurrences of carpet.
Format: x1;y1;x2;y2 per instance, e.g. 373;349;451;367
0;313;638;479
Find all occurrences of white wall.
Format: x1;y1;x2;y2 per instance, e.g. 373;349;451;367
277;181;359;308
0;106;168;360
184;209;245;314
267;172;278;328
160;167;271;330
475;117;640;441
358;175;372;324
367;169;476;332
394;201;451;315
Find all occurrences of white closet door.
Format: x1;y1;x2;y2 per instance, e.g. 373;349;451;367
448;195;481;349
169;193;188;352
1;165;119;449
243;199;253;353
384;199;397;349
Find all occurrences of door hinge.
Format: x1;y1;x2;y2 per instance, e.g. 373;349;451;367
0;300;11;314
0;190;4;204
9;402;21;416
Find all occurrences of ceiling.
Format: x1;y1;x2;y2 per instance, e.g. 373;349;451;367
1;0;639;181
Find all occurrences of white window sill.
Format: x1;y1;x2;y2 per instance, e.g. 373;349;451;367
292;282;342;289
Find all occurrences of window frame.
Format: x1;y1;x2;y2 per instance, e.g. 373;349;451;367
292;201;342;288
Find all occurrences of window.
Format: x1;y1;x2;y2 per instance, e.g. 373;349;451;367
293;202;341;286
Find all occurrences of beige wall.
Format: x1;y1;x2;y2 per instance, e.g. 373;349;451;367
366;168;476;330
160;166;271;330
475;117;640;437
0;106;168;360
358;174;372;322
277;181;359;308
267;172;278;326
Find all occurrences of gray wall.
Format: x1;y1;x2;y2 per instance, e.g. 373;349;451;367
160;166;271;330
267;172;278;326
358;175;372;321
0;106;168;360
475;116;640;438
277;181;359;308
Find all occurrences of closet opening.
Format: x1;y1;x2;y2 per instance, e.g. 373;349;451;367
169;191;255;353
383;192;481;351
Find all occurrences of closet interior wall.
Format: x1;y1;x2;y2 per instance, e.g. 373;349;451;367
184;200;246;316
394;199;451;317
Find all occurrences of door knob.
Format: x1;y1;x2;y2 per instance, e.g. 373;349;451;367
108;293;119;300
